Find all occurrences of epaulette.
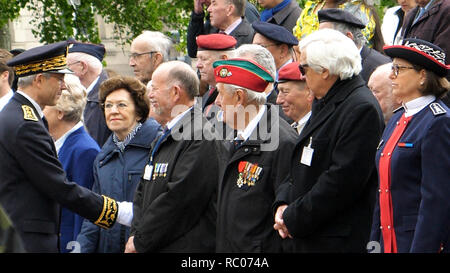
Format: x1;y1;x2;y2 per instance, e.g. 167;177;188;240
21;105;38;121
393;105;404;113
429;102;447;116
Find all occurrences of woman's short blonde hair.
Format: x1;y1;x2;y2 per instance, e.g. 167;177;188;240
55;74;87;123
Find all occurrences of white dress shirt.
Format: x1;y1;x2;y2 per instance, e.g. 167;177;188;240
403;95;435;117
0;89;13;112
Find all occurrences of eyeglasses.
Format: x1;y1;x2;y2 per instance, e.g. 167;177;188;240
391;64;415;77
67;61;80;67
129;51;157;59
103;102;129;111
299;63;310;75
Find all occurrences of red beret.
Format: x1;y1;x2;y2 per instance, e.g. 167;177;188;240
196;34;237;51
213;58;274;93
277;62;305;83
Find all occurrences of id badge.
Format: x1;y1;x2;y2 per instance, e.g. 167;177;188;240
300;137;314;166
143;164;153;180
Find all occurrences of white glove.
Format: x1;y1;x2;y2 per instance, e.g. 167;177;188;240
117;201;133;227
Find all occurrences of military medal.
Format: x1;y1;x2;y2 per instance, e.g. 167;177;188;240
249;165;256;186
244;162;252;187
237;161;246;188
161;163;168;177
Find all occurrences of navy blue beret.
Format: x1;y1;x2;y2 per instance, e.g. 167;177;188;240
68;42;106;61
318;8;366;29
252;21;298;46
7;41;73;77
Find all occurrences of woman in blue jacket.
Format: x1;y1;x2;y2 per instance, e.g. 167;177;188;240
370;38;450;253
43;74;100;253
77;76;161;253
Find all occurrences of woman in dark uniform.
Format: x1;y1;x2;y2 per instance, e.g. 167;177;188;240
370;38;450;253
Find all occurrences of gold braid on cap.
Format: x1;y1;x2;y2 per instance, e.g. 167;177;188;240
14;54;67;76
94;195;118;229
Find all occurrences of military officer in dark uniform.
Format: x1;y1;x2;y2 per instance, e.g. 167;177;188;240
0;41;128;252
213;58;297;252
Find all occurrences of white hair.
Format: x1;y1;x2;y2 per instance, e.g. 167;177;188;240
299;28;362;80
67;52;103;73
57;74;87;122
136;31;174;62
234;44;276;79
224;83;267;105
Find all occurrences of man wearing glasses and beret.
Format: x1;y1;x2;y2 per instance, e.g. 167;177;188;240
67;41;111;146
0;41;130;252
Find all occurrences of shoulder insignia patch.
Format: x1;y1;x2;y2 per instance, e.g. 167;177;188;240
22;105;38;121
429;102;447;116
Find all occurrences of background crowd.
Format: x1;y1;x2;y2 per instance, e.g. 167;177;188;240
0;0;449;254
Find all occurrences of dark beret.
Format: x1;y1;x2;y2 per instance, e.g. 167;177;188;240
7;41;73;77
252;21;298;46
196;34;237;51
68;42;106;61
277;62;305;83
384;38;450;77
318;8;366;29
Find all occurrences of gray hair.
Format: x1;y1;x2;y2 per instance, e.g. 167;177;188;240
234;44;276;79
224;83;267;105
17;73;52;88
136;31;174;62
331;22;367;49
299;28;362;80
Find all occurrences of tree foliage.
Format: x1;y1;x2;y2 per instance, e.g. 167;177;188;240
0;0;192;51
0;0;398;52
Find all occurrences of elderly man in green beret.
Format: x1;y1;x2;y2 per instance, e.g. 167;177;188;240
213;58;297;252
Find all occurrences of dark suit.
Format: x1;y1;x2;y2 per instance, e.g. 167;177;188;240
274;76;384;252
360;46;391;83
186;1;259;58
370;100;450;253
229;18;255;48
0;92;114;252
263;0;302;33
84;69;111;147
401;0;450;66
131;106;219;252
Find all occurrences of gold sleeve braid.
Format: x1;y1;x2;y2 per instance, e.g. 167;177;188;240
94;195;118;229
